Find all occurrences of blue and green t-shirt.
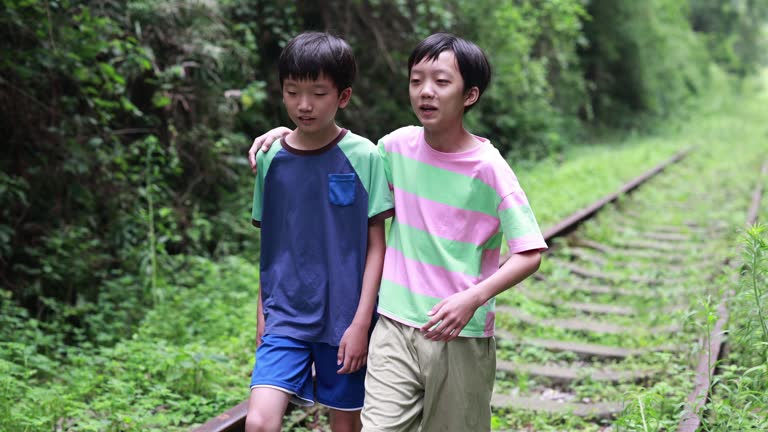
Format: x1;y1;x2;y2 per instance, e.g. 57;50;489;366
252;129;394;346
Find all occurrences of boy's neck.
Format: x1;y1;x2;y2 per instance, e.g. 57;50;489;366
287;124;342;151
422;121;480;153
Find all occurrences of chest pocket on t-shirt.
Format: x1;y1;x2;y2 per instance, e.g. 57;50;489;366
328;173;356;206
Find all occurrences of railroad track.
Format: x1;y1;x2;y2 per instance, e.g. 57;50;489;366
193;150;765;431
492;158;765;430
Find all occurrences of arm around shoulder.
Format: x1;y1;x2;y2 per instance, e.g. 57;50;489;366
248;126;292;172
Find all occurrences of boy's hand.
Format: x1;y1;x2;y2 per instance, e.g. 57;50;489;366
421;289;482;342
337;322;369;374
248;127;293;173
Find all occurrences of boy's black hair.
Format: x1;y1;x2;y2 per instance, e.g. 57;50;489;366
278;32;356;93
408;33;491;112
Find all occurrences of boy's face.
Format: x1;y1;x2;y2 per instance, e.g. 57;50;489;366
282;74;351;135
409;51;477;130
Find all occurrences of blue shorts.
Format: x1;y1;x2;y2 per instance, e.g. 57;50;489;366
250;334;366;410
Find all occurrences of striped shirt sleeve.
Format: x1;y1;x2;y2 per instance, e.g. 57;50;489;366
497;185;547;253
366;147;395;223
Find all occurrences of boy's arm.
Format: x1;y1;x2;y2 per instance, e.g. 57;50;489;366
248;127;292;173
420;250;542;341
252;149;268;347
257;287;265;347
337;221;386;374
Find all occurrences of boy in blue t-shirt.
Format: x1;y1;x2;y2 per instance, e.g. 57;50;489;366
245;32;394;432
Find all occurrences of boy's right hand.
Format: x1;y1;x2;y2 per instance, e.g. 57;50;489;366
336;322;369;374
248;127;293;173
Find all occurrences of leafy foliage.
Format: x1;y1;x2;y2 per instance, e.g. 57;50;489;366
581;0;710;126
690;0;768;76
1;0;262;328
455;0;590;157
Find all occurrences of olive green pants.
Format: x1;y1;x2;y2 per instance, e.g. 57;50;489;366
361;316;496;432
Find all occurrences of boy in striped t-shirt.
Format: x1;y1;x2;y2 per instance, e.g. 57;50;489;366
249;33;546;432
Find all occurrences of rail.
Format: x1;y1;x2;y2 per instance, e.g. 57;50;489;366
677;160;767;432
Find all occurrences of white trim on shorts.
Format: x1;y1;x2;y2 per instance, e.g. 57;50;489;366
318;401;364;411
250;384;314;406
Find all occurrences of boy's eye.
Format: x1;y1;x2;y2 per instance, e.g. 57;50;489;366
314;93;328;96
286;91;297;95
410;79;421;85
437;79;450;84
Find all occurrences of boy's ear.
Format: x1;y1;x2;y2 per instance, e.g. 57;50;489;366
338;87;352;109
463;86;480;108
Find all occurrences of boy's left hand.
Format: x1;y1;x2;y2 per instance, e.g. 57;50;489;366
337;322;369;374
421;289;481;342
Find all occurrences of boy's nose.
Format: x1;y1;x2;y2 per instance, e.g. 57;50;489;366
298;98;313;112
420;84;435;99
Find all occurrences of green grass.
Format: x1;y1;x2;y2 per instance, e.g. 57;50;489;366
520;66;767;232
695;224;768;431
1;257;259;431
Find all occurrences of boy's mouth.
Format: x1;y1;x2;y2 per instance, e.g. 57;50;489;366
419;104;438;114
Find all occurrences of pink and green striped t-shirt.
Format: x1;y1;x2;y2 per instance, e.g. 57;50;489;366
377;126;547;337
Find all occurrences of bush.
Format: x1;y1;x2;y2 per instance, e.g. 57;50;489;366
581;0;709;127
703;224;768;430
